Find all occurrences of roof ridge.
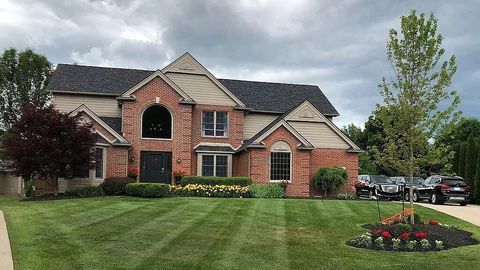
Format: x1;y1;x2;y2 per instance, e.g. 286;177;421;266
57;63;155;72
219;78;319;87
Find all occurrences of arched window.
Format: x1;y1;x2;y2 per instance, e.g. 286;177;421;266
270;141;292;182
142;105;172;139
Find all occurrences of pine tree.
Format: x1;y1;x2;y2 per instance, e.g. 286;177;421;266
452;143;460;175
464;137;478;187
474;150;480;203
458;142;467;177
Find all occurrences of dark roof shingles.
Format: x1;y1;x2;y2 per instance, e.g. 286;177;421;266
99;117;122;134
47;64;338;116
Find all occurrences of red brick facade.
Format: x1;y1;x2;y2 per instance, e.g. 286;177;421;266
80;75;359;197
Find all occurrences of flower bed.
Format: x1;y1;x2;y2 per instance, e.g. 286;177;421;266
170;184;249;198
347;220;479;252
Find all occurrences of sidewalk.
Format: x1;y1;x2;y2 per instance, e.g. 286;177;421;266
0;210;14;270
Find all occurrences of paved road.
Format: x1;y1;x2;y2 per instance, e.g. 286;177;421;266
416;202;480;227
0;210;14;270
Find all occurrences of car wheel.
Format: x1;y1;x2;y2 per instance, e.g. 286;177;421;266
460;201;468;206
413;192;419;202
405;192;409;201
369;190;377;200
431;193;438;204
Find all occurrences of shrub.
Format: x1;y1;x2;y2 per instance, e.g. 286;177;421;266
180;176;252;187
393;223;412;236
65;186;104;197
25;179;35;197
313;167;348;197
99;177;135;195
337;192;357;200
171;184;249;198
126;183;170;198
406;213;421;224
248;184;284;198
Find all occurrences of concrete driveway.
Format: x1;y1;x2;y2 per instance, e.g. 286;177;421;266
416;202;480;227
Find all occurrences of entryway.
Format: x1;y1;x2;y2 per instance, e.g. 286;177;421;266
140;151;172;184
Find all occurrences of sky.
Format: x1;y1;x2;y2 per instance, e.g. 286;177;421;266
0;0;478;128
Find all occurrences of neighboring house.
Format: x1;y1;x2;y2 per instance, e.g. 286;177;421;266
46;53;361;197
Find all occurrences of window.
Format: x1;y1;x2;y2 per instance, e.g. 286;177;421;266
270;141;291;181
95;148;105;179
202;111;228;137
201;154;229;177
142;105;172;139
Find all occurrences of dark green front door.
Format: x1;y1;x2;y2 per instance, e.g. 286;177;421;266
140;151;172;184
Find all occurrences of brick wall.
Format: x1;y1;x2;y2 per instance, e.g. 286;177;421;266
106;147;129;178
122;77;193;183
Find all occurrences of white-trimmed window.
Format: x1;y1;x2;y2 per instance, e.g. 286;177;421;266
199;154;230;177
270;141;292;182
95;147;106;179
202;111;228;137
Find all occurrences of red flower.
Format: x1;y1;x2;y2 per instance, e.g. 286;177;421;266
428;220;439;225
372;229;384;236
400;232;410;239
415;232;428;239
382;231;392;238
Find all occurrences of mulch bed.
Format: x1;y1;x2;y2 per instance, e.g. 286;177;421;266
347;222;479;252
22;194;90;201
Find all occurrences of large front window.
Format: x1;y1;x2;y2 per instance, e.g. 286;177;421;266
142;105;172;139
202;111;228;137
201;154;228;177
270;141;291;181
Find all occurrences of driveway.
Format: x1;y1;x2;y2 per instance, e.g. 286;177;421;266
416;202;480;227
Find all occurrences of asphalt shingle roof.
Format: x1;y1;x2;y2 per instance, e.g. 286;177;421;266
47;64;338;116
195;145;235;153
99;117;122;134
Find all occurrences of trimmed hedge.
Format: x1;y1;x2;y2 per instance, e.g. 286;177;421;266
99;177;135;195
180;176;252;187
64;186;104;198
248;184;284;198
126;183;170;198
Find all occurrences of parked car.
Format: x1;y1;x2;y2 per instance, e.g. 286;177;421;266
391;176;425;201
413;175;470;206
355;175;402;200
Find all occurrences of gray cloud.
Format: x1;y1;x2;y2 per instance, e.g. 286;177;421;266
0;0;478;127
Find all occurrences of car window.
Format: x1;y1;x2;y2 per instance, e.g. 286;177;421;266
442;179;467;186
370;175;393;184
424;177;431;185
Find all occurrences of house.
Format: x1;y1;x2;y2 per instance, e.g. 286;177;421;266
46;52;361;197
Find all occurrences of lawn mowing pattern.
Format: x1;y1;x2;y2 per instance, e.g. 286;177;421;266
1;196;479;270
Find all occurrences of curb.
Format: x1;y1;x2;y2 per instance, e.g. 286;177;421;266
0;210;14;270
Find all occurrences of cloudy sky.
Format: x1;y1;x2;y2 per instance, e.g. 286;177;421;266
0;0;478;127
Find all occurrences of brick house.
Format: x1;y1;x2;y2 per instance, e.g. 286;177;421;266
47;52;361;197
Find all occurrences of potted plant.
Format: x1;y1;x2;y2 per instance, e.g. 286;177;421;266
128;167;139;181
173;170;187;185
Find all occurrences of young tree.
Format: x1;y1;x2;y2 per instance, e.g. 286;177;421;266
464;136;478;188
458;142;467;177
0;48;52;130
376;11;460;223
2;104;96;195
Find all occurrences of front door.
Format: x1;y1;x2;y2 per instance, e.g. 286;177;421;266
140;151;172;184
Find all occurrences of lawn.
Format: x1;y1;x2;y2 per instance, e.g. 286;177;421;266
1;196;479;270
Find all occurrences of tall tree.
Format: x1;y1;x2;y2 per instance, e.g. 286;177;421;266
464;136;478;188
2;104;96;195
0;48;52;129
474;151;480;203
458;142;467;177
376;11;460;223
451;143;460;175
342;124;365;149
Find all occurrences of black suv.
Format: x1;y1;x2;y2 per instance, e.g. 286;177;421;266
414;175;470;206
355;175;402;200
391;176;425;201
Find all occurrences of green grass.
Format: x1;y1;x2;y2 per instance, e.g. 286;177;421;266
1;196;479;270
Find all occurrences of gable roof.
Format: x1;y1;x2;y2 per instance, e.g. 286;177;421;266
99;117;122;134
218;79;339;116
48;64;154;95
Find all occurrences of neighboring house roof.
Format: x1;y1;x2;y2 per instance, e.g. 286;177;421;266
218;79;339;116
99;117;122;134
47;63;339;115
0;160;13;172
